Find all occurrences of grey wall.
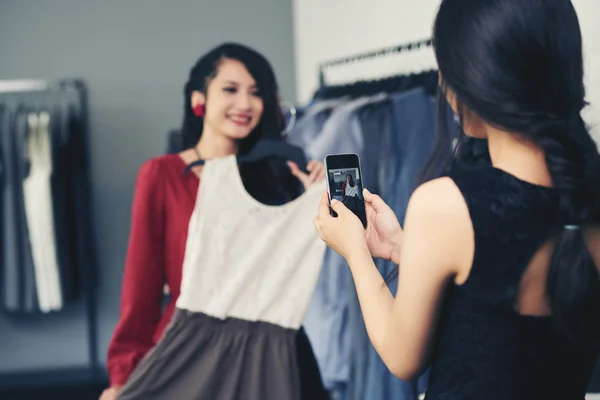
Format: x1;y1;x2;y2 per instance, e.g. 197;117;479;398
0;0;296;373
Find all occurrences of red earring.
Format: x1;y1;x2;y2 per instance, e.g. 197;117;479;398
193;104;205;117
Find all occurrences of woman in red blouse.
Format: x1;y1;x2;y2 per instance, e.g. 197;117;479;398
99;43;326;400
341;173;354;200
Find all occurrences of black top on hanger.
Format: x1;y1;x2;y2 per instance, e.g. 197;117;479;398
313;70;439;101
184;139;309;173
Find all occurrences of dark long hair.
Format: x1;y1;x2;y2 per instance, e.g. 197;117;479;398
346;174;356;187
423;0;600;341
181;42;301;204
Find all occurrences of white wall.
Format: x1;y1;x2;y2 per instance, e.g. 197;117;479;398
292;0;600;141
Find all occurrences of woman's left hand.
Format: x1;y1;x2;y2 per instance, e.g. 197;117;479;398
288;160;325;190
314;190;369;261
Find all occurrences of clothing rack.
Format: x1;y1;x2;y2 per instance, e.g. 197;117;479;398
318;38;433;87
0;79;102;387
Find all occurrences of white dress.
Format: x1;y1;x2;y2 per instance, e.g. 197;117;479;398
22;112;62;313
118;155;328;400
344;184;359;197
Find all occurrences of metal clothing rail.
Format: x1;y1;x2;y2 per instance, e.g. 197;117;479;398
318;38;433;86
0;79;102;386
0;79;84;93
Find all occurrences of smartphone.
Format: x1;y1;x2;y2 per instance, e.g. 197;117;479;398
324;153;367;228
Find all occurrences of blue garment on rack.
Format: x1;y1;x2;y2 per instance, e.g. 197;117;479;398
385;88;437;226
344;97;391;400
286;98;349;151
300;94;386;397
303;94;385;162
347;88;437;400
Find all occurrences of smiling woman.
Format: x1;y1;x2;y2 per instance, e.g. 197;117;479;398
101;43;328;400
191;59;265;147
179;43;310;205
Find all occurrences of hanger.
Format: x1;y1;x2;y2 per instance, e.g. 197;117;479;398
184;138;309;174
318;38;433;87
280;101;297;136
313;69;438;100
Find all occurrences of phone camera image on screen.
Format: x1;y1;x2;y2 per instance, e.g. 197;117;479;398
325;154;367;228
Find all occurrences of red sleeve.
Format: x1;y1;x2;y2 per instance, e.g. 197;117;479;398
342;183;346;198
106;160;166;386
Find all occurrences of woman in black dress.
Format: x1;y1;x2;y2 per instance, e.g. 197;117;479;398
315;0;600;398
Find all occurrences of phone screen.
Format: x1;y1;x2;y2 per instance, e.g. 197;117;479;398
325;154;367;228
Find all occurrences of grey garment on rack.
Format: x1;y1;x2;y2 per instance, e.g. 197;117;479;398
365;88;436;400
0;107;19;311
301;93;388;393
356;97;391;197
286;98;350;151
1;107;39;313
304;94;386;162
345;98;393;400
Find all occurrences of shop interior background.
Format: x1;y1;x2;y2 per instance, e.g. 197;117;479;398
294;0;600;142
0;0;599;398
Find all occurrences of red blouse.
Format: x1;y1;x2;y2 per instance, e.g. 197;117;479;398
106;154;199;386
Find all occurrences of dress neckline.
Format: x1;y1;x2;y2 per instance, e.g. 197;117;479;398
211;155;322;211
488;166;558;192
172;153;200;182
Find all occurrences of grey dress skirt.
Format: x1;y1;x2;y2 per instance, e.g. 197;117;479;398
118;310;328;400
117;156;329;400
342;195;366;225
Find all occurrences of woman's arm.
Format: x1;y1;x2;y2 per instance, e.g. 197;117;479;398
345;178;473;380
584;226;600;273
106;160;166;387
342;183;346;199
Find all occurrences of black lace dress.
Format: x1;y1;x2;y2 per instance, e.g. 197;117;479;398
424;166;599;400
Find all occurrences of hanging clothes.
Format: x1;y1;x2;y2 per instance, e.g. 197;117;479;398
294;93;392;399
1;106;21;311
304;93;386;162
0;100;89;314
116;155;328;400
345;99;394;400
1;107;39;313
323;89;435;400
287;98;350;150
66;103;97;300
355;88;437;400
50;105;79;303
22;111;63;312
291;73;440;400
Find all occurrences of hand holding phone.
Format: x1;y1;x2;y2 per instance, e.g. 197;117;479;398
324;153;368;228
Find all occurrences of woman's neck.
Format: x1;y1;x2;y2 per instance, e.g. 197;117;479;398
486;127;552;186
195;127;237;159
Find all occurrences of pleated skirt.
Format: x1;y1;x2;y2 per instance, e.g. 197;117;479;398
342;195;366;223
117;309;328;400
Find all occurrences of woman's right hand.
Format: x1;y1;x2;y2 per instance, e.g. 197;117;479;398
363;188;403;264
99;386;121;400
